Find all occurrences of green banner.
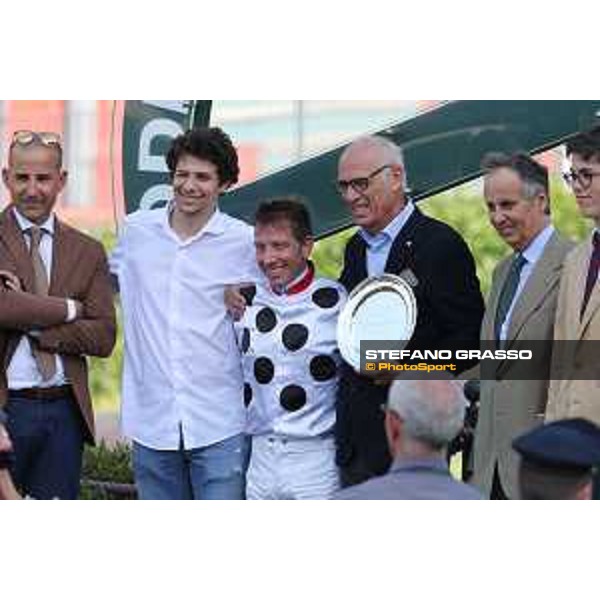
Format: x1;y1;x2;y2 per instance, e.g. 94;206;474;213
121;100;211;213
223;100;600;238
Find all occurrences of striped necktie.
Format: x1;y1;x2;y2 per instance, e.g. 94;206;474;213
495;253;527;343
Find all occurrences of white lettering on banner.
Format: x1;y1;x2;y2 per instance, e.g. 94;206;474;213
139;184;174;211
138;119;184;172
135;106;187;210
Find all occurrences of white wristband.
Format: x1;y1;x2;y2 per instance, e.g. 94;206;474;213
66;299;77;322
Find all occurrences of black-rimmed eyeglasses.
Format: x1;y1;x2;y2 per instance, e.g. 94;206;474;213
563;169;600;189
336;164;392;196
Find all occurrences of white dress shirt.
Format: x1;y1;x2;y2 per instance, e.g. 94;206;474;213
110;206;260;450
7;208;73;389
499;224;555;341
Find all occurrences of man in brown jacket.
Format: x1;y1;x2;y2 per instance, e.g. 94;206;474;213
0;130;116;499
547;126;600;424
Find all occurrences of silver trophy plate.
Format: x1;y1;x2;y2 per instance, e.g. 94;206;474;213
337;273;417;370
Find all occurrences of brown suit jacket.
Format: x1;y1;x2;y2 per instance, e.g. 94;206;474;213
472;231;574;499
0;206;116;442
547;235;600;423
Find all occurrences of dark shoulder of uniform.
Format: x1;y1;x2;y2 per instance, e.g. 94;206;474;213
513;418;600;474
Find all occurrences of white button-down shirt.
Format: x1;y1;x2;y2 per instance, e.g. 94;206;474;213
110;206;259;450
7;208;70;389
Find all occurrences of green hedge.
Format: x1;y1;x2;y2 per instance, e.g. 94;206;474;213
79;441;135;500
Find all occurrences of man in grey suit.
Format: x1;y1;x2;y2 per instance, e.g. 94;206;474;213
334;378;483;500
472;152;574;500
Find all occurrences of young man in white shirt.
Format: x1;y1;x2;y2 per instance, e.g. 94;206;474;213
238;199;346;499
110;128;258;499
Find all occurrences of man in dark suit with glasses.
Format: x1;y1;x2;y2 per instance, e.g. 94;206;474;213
335;135;485;487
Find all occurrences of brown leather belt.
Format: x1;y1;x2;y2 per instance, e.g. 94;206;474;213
8;385;73;401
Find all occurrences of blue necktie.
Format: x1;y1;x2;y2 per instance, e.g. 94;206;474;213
495;253;527;342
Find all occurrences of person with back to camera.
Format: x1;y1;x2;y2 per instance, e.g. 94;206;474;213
334;376;483;500
513;418;600;500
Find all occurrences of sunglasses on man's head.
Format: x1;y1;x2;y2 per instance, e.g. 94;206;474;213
11;130;62;148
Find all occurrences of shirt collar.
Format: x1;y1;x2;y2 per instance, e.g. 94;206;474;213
201;207;227;236
164;202;226;240
520;224;554;266
271;261;315;296
12;206;55;236
389;456;449;475
359;201;414;248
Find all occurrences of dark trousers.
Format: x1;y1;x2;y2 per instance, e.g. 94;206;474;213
593;470;600;500
340;459;372;489
6;393;85;499
340;454;392;489
491;465;508;500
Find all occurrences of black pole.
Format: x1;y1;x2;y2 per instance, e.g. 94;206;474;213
189;101;213;129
